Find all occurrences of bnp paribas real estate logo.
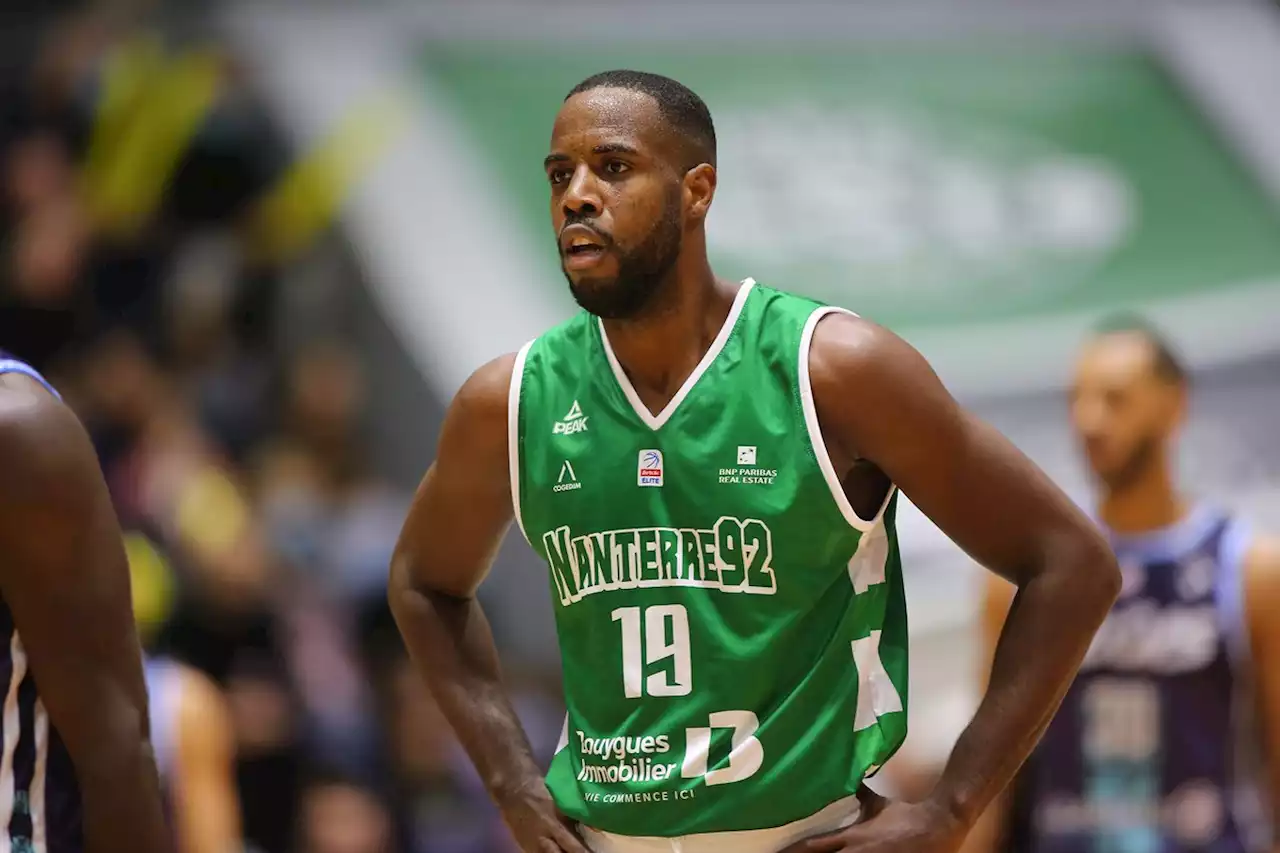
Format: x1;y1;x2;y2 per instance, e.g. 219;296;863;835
707;101;1136;317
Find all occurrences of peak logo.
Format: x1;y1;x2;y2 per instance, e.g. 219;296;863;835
553;400;589;435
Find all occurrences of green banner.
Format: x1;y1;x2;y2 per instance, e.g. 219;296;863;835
422;45;1280;334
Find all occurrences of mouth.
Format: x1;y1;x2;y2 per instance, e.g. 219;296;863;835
564;243;606;270
560;224;609;270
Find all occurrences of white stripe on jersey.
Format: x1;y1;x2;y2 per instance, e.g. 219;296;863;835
31;700;47;853
0;633;28;853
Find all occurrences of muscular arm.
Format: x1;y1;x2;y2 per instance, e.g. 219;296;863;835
388;355;585;852
0;377;170;853
173;666;240;853
1242;535;1280;839
810;314;1120;832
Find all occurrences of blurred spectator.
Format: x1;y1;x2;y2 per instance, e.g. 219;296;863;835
382;654;515;853
296;774;394;853
260;341;408;603
4;129;73;216
0;128;88;368
0;8;565;853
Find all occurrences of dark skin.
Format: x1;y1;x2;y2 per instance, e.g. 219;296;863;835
0;374;171;853
389;87;1121;853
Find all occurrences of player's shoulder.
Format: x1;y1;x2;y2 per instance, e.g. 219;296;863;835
452;351;519;421
1239;528;1280;633
0;372;90;499
437;352;521;466
1243;533;1280;589
806;308;933;401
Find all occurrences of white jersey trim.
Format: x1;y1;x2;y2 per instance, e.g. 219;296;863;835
798;306;895;533
508;340;535;546
599;279;755;432
31;700;47;853
581;792;861;852
0;632;28;847
1218;516;1254;670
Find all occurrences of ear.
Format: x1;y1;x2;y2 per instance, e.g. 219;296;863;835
683;163;717;221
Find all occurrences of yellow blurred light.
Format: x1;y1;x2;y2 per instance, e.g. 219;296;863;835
123;531;175;643
250;89;409;263
174;467;250;558
80;36;223;239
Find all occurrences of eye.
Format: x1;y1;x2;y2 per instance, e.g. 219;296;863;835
548;168;572;185
603;160;630;176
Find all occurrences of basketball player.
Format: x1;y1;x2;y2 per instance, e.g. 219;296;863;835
128;535;241;853
388;71;1121;853
0;352;171;853
143;657;240;853
969;319;1280;852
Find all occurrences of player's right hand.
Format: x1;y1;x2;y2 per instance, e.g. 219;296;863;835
499;785;592;853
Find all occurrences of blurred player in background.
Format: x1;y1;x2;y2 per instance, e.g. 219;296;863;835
972;318;1280;852
129;533;242;853
0;352;171;853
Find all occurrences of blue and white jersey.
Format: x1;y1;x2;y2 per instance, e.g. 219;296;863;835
1007;505;1268;852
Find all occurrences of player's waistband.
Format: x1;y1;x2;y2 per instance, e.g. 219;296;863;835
578;793;862;853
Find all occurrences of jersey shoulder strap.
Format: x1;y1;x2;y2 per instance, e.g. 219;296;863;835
0;353;61;401
1216;513;1254;666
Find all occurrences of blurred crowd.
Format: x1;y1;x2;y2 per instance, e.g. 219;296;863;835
0;9;562;853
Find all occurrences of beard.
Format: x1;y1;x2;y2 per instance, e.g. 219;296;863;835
562;195;683;320
1094;434;1161;494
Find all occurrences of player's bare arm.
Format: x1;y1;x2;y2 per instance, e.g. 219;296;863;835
388;353;589;853
1243;534;1280;846
0;375;171;853
173;666;241;853
789;314;1121;852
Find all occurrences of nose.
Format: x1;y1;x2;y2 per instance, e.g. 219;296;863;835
1072;395;1107;441
562;165;602;219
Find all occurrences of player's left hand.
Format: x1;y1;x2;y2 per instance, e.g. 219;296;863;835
778;796;967;853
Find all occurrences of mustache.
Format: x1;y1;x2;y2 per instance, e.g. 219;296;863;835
559;216;613;246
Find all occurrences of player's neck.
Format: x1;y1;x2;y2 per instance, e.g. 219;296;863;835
600;259;735;406
1098;462;1188;536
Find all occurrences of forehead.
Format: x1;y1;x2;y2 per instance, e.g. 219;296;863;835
1074;333;1159;387
550;87;670;157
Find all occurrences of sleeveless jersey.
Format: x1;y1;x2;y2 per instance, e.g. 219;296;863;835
1006;505;1266;853
509;281;909;836
0;353;84;853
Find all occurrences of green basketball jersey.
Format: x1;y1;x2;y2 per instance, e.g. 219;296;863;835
509;280;908;837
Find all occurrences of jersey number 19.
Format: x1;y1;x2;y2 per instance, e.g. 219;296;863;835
609;603;762;786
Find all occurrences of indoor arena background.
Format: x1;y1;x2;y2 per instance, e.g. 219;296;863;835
1;1;1279;852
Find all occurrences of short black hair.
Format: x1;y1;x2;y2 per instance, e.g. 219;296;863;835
565;69;716;169
1092;313;1187;384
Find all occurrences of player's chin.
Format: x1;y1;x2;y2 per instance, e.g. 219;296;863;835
1081;445;1115;475
565;268;618;297
1089;459;1126;487
567;277;632;319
